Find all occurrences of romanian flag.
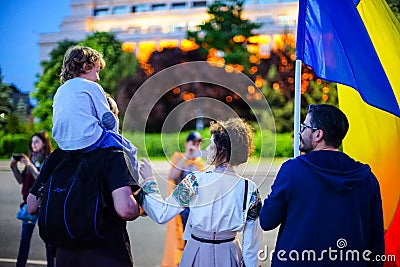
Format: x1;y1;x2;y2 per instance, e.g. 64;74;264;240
296;0;400;265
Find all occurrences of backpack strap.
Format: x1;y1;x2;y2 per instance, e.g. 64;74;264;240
243;179;248;211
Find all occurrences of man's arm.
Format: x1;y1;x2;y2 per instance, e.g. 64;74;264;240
26;153;56;214
259;161;292;231
112;186;139;221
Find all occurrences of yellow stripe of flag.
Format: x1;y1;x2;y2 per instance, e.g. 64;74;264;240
338;0;400;230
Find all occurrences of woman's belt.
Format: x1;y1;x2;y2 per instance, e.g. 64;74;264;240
191;234;235;244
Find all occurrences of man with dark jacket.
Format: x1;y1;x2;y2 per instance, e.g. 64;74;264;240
27;148;140;267
260;104;384;267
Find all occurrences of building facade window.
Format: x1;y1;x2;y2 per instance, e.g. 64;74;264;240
256;16;275;25
257;0;278;4
169;22;187;33
192;1;207;8
110;27;122;32
277;15;297;26
93;8;109;16
171;2;187;9
112;6;129;15
127;26;142;34
132;4;148;13
152;3;167;11
145;25;163;33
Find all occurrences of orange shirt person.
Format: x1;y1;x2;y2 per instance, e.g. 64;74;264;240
162;132;204;267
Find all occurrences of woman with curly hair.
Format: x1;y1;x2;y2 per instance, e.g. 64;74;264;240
139;118;263;267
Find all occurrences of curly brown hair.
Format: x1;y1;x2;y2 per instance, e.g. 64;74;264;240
59;46;106;84
209;118;255;166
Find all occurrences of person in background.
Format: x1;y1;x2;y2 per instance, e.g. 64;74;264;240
106;93;119;129
259;104;384;267
162;132;204;267
10;131;55;267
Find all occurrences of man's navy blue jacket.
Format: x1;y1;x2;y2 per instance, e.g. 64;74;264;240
260;150;384;267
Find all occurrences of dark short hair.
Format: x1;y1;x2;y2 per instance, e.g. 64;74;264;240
307;104;349;148
186;131;202;142
209;118;254;166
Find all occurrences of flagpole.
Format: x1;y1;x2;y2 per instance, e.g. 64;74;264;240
294;59;302;157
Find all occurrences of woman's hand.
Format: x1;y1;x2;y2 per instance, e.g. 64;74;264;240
10;157;18;167
139;158;155;181
20;154;39;177
19;154;30;166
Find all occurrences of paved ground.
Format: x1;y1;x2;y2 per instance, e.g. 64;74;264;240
0;158;283;267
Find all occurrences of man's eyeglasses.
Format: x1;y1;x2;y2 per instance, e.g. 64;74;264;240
300;123;318;133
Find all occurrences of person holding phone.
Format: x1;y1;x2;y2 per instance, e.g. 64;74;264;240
10;132;55;267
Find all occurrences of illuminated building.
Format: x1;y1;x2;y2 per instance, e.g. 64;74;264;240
39;0;298;64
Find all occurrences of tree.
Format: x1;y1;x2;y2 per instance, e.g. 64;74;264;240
32;32;138;132
0;83;13;131
187;0;261;72
0;68;33;132
387;0;400;21
32;40;77;131
119;47;257;132
248;34;338;132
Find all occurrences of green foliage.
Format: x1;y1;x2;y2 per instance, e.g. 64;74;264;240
0;128;293;158
261;81;294;133
0;67;33;132
0;81;14;131
123;129;293;158
304;80;338;106
0;84;13;114
32;40;77;131
275;132;294;157
0;134;30;157
123;129;210;158
79;32;137;96
387;0;400;21
187;0;261;71
4;114;21;134
252;34;338;133
32;32;138;133
252;130;293;157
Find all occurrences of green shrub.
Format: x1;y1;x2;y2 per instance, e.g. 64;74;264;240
275;132;294;157
123;129;293;158
0;131;4;155
1;134;30;157
123;129;210;159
